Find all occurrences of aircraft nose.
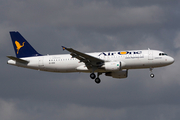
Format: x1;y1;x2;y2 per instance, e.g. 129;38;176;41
168;57;174;64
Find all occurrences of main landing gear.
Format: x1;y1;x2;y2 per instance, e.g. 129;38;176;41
90;73;96;79
150;68;155;78
90;73;102;84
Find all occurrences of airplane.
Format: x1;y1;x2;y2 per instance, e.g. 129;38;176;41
7;31;174;84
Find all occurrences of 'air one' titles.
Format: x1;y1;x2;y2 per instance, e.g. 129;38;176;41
98;51;142;56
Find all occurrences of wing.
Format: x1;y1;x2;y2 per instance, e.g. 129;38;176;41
62;46;104;68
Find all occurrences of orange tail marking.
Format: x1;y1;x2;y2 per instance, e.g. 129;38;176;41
15;41;25;54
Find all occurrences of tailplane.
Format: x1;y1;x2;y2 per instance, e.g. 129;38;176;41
9;31;41;58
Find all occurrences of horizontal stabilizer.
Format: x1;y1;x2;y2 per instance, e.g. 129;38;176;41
7;56;29;64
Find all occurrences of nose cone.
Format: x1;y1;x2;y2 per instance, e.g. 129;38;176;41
168;57;174;64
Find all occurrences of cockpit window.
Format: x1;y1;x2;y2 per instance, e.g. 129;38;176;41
159;53;167;56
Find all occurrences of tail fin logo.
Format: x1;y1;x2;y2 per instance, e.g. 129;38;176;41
15;41;25;54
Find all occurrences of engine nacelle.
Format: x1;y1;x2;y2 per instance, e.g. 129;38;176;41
105;70;128;78
104;62;121;71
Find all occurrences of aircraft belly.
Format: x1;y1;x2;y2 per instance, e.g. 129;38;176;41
123;58;169;69
56;62;78;72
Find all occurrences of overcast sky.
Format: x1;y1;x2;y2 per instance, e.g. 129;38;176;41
0;0;180;120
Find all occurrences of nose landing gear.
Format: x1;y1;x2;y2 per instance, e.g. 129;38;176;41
150;73;155;78
150;68;155;78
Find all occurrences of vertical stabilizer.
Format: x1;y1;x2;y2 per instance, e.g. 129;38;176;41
9;31;41;58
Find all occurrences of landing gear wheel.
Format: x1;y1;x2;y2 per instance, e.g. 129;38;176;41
150;73;154;78
90;73;96;79
95;78;101;84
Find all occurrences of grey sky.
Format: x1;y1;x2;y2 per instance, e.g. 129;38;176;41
0;0;180;120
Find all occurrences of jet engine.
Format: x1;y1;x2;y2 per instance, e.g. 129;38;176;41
104;62;121;71
105;70;128;78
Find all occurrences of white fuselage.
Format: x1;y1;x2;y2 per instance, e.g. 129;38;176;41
7;49;174;73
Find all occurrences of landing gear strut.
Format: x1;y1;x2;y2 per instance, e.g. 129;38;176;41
150;68;154;78
95;72;102;84
90;72;102;84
